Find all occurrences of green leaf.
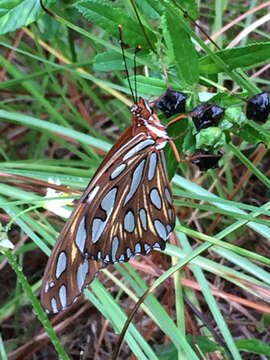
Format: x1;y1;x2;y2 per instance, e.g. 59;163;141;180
134;0;161;19
220;107;248;131
237;122;270;146
162;0;199;86
124;75;167;96
94;50;150;71
199;42;270;75
75;0;157;48
0;0;52;35
173;0;199;20
154;335;222;359
236;338;270;356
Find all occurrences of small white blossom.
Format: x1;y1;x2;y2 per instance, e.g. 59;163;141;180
0;227;14;253
43;178;72;219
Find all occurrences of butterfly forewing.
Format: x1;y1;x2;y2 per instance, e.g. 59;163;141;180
41;98;176;313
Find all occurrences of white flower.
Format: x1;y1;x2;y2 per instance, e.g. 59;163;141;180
0;224;14;253
43;178;72;219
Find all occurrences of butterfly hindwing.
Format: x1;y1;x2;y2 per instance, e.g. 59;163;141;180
40;204;105;313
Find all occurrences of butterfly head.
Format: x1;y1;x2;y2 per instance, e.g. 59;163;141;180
131;97;153;120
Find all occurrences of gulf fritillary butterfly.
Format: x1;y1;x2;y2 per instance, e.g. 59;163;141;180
41;96;178;313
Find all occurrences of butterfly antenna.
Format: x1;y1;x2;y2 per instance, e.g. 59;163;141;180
118;25;136;104
129;0;156;53
133;45;141;104
40;0;55;18
171;0;221;50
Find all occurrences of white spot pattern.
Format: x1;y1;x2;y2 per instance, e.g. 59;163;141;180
119;254;125;262
167;225;172;234
126;248;132;258
51;297;58;313
77;259;89;292
111;236;119;262
150;188;162;209
56;251;67;279
139;208;147;231
144;244;151;253
87;186;100;203
165;187;172;204
154;219;167;241
152;242;161;250
92;187;118;243
124;159;145;206
75;216;86;254
148;152;157;181
135;242;142;254
111;163;127;179
123;139;155;161
124;210;135;232
59;285;67;309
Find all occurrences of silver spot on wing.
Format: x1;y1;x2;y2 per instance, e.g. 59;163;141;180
167;225;172;234
87;185;100;203
75;216;86;254
56;251;67;279
110;163;127;180
51;297;58;313
119;254;125;262
111;236;119;263
148;152;157;181
92;187;118;243
165;187;172;205
124;159;145;206
144;244;151;253
123;139;155;161
154;219;167;241
124;210;135;232
139;208;147;231
126;248;132;258
135;242;142;254
150;188;162;210
152;242;161;250
59;285;67;309
77;259;89;292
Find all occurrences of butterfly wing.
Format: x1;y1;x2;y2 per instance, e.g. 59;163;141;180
86;148;175;263
41;127;175;313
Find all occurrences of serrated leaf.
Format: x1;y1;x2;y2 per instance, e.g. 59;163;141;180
162;0;199;86
134;0;161;19
74;0;157;49
0;0;54;35
199;42;270;75
173;0;199;20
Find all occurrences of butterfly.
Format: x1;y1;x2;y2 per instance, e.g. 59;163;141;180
41;97;177;313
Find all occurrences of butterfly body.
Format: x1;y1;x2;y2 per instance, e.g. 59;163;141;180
41;97;175;313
